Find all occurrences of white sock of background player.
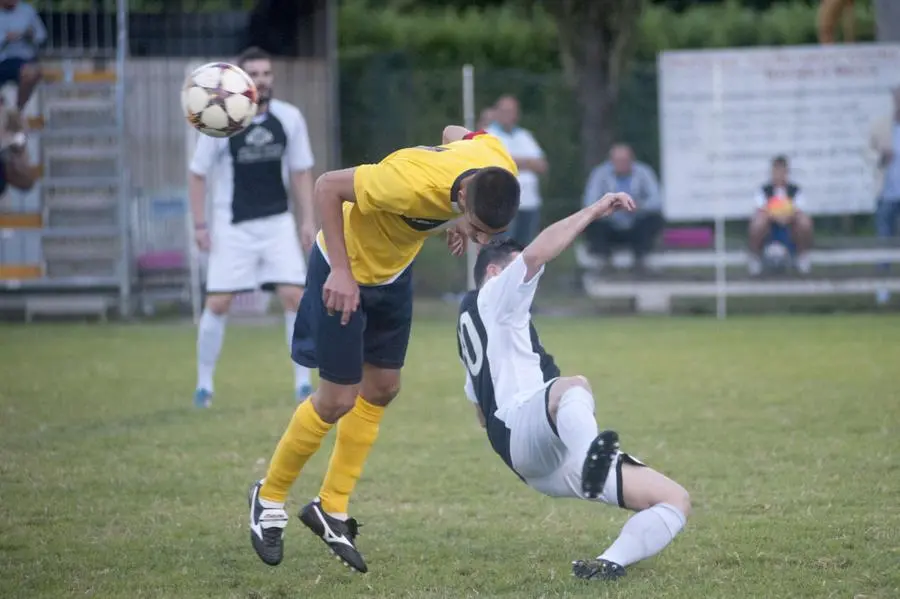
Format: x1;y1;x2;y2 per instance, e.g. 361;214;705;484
196;309;227;393
284;311;311;390
554;386;599;462
598;503;686;567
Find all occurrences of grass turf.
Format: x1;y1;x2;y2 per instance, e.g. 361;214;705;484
1;314;898;598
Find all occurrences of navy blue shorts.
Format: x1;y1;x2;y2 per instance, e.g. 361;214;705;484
291;245;414;385
0;58;33;87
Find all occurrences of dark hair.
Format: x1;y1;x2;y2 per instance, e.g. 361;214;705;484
467;167;520;230
237;46;271;69
474;238;524;287
772;155;789;168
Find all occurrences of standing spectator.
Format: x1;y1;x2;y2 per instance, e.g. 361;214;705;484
188;47;317;407
747;156;814;276
0;0;45;111
476;106;496;131
868;86;900;304
583;144;663;273
486;95;547;245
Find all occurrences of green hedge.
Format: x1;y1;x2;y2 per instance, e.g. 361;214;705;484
340;0;876;69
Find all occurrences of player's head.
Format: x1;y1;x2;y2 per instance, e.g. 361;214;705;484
474;238;525;287
771;155;789;185
0;0;18;9
494;95;520;132
237;46;274;105
458;167;520;245
610;143;634;176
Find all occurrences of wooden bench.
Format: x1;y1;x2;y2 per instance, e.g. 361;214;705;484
575;242;900;314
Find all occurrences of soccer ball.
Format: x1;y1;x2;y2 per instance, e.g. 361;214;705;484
181;62;259;138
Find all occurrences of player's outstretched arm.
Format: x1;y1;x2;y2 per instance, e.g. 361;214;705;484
316;167;360;324
521;192;635;282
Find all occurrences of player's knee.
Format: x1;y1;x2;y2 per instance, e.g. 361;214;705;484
361;376;400;407
547;375;593;419
312;383;359;422
205;294;232;315
666;484;692;519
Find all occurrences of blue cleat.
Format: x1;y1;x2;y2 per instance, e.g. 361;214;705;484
296;383;314;403
194;388;213;408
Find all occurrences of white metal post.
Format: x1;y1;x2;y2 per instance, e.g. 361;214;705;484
712;60;727;320
116;0;131;318
462;64;477;291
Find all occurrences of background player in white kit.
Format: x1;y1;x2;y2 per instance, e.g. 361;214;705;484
456;192;692;581
189;47;317;407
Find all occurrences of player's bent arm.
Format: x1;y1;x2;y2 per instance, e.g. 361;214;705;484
316;168;357;273
188;172;207;229
521;193;635;283
442;125;471;145
290;169;316;227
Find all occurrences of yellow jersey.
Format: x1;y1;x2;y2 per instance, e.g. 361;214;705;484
318;132;517;285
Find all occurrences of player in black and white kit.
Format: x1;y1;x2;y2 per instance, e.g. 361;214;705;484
456;192;692;581
189;47;317;407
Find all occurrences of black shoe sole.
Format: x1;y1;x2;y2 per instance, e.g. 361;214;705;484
299;503;368;574
581;430;620;500
572;559;626;580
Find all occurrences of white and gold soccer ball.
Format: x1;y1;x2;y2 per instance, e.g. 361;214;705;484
181;62;259;138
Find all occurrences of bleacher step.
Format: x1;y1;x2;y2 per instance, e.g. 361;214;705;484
24;295;110;322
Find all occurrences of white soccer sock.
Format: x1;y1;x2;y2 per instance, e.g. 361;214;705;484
598;503;686;567
554;386;599;461
196;309;227;392
284;311;310;389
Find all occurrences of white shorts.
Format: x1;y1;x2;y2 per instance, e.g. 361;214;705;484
504;383;641;508
206;212;306;293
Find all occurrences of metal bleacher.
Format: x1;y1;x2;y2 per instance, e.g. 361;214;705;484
0;4;129;320
576;237;900;314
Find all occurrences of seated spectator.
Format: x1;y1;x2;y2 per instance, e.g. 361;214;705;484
0;99;35;194
583;143;664;272
0;0;45;111
747;156;814;276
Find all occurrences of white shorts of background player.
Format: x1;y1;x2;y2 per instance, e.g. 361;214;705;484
206;212;307;293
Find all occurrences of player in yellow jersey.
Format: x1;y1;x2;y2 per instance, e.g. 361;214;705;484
247;126;520;571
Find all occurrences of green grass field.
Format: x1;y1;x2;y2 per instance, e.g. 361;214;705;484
1;314;899;599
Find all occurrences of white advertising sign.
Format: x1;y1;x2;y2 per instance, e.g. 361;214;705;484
658;44;900;220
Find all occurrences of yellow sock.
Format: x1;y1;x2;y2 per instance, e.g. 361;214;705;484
260;399;333;503
318;396;385;514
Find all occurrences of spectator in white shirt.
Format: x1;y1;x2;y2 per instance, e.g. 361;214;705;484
486;95;548;245
0;0;45;110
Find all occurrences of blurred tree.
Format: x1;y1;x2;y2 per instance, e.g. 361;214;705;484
531;0;645;172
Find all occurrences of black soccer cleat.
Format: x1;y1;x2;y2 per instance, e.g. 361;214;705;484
299;498;368;573
248;480;289;566
581;430;620;500
572;558;626;581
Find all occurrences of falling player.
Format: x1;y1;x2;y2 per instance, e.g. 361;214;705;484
456;192;691;581
247;126;521;572
189;47;318;406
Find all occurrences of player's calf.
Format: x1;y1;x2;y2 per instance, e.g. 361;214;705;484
576;463;690;581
